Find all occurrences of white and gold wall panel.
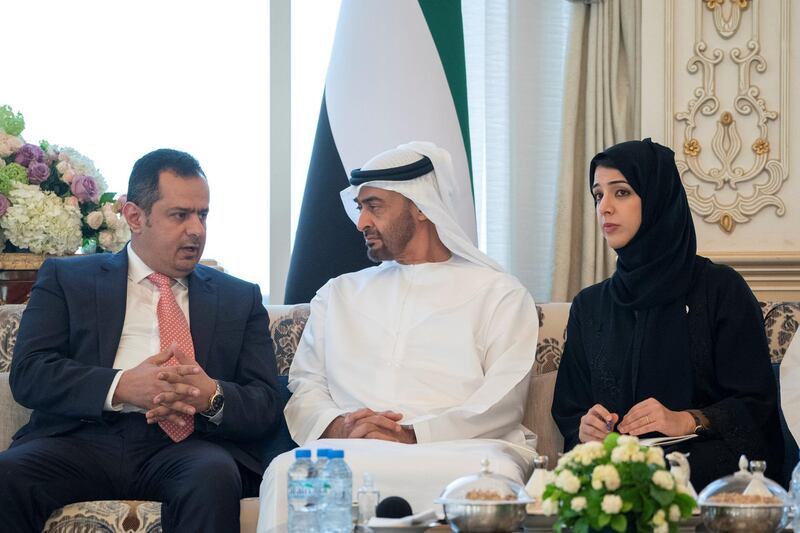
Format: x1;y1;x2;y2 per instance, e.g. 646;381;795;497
641;0;800;300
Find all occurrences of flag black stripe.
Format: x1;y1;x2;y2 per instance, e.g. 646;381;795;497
283;94;376;304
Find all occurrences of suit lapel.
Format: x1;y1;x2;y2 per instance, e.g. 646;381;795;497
97;251;129;368
188;267;217;368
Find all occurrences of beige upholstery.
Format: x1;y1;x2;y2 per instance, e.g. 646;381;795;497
0;300;797;532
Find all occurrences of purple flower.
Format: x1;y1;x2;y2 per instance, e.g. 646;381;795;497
0;194;8;217
27;161;51;184
70;175;99;203
14;143;45;168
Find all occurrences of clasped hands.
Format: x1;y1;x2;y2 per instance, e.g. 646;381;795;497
579;397;696;443
322;408;417;444
112;342;216;426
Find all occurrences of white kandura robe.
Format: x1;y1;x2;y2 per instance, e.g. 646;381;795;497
257;256;539;532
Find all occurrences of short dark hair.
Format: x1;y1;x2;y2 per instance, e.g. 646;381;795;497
127;148;206;214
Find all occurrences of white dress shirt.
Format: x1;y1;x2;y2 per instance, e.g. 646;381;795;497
103;245;221;423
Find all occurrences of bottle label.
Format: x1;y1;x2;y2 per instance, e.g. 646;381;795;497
288;480;317;501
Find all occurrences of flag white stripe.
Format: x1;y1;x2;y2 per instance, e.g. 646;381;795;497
325;0;476;242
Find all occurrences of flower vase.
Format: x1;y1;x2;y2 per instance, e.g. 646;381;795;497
80;237;97;255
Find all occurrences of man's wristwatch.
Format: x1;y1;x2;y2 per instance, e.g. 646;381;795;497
200;381;224;418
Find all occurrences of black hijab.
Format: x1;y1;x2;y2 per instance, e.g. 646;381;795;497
590;138;697;309
588;139;698;415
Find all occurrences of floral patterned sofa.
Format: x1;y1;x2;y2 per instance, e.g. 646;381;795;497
0;301;797;532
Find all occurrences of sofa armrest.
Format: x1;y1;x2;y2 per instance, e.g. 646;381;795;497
0;372;31;449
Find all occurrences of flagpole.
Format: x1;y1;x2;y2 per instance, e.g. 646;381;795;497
269;0;291;304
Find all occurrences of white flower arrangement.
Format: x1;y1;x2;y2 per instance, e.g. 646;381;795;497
0;104;129;255
1;184;82;255
542;433;696;533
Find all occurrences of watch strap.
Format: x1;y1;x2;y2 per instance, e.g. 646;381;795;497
200;381;224;418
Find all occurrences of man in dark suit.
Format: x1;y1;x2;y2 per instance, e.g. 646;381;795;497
0;149;281;532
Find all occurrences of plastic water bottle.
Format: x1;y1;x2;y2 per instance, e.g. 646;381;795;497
319;449;353;533
791;459;800;532
287;449;318;533
357;472;380;526
316;448;332;472
315;448;332;529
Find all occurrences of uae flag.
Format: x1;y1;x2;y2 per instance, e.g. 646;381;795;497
284;0;474;304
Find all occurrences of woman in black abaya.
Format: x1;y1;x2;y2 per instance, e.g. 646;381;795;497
551;138;782;489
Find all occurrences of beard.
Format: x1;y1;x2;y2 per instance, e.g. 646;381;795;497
364;207;416;262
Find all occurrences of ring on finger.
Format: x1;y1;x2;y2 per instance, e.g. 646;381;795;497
645;415;651;424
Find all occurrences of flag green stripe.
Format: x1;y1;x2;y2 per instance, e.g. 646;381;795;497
418;0;473;187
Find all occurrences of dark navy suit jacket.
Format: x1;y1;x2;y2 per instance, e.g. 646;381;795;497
8;250;282;475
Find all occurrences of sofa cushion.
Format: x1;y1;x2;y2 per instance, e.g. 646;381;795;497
532;303;569;376
43;500;161;533
0;372;30;450
522;370;563;467
0;304;25;373
267;304;310;376
762;301;800;363
42;499;261;533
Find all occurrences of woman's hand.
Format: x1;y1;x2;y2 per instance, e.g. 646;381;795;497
579;404;619;443
617;397;695;437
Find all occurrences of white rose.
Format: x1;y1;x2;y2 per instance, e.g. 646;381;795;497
611;446;629;463
541;498;559;516
98;230;116;250
576;441;606;465
570;496;587;512
617;435;639;446
103;207;119;229
652;509;666;526
56;160;71;176
646;447;666;467
110;223;131;252
0;133;23;158
557;450;578;469
600;494;623;515
631;450;646;462
652;470;675;491
669;504;681;522
654;524;668;533
85;211;104;230
555;469;581;494
591;464;621;491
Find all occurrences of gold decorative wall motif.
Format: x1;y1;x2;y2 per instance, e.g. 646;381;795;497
704;0;750;38
675;0;788;233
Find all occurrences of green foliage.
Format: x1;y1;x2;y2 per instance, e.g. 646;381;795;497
539;433;697;533
0;105;25;136
610;514;627;532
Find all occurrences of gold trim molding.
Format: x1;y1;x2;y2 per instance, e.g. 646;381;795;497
674;0;789;234
704;0;750;38
703;251;800;301
0;253;47;271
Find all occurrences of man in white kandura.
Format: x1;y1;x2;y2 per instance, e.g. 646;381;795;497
257;142;539;531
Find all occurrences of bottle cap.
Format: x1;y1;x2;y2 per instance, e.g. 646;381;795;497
294;449;312;458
